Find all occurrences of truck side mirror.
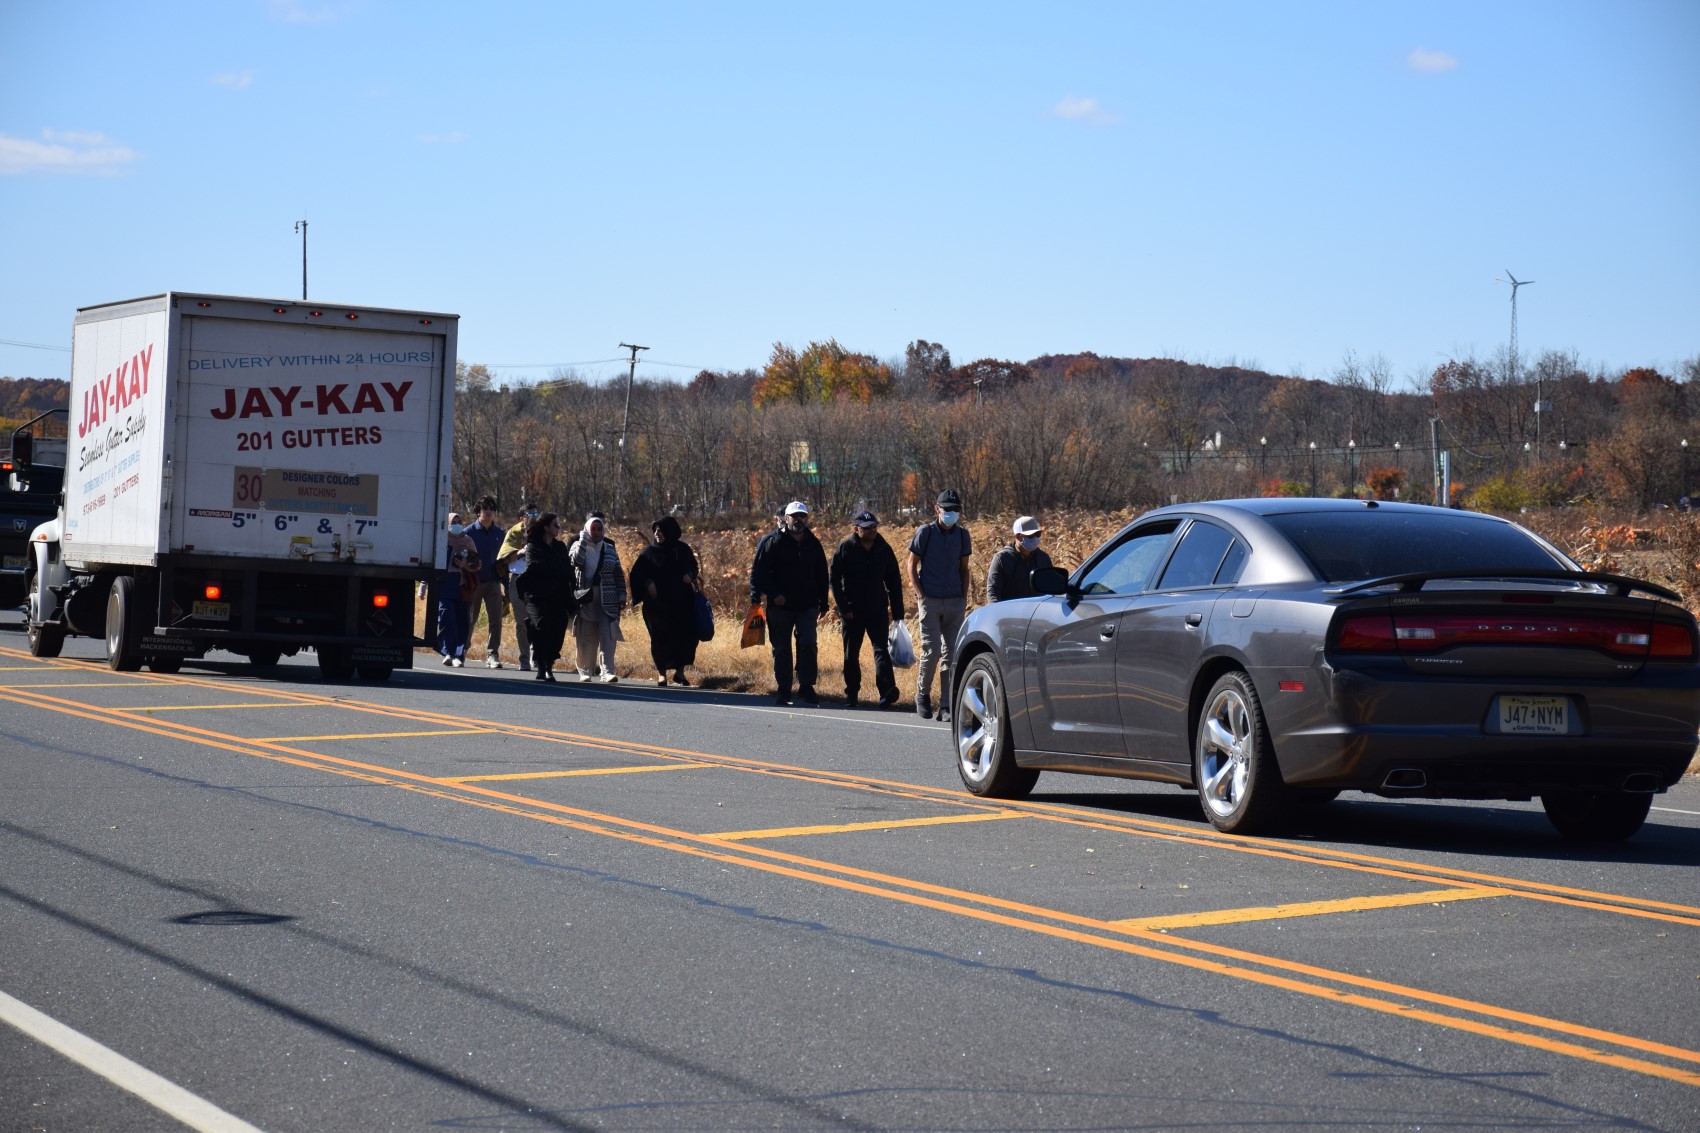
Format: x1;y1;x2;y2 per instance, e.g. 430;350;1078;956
11;431;31;470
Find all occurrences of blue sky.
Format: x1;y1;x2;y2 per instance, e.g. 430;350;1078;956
3;1;1696;390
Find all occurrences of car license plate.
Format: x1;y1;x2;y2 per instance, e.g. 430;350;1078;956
1498;695;1569;735
193;600;231;622
2;554;24;571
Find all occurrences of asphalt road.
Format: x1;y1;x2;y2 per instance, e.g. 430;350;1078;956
2;618;1697;1132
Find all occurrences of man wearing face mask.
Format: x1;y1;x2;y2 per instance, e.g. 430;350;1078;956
907;488;972;721
830;510;904;709
749;500;829;706
987;515;1054;603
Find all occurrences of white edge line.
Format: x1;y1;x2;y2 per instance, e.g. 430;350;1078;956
0;987;266;1133
1651;805;1700;816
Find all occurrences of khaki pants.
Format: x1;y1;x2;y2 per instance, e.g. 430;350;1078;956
470;579;505;657
916;594;966;709
575;602;620;677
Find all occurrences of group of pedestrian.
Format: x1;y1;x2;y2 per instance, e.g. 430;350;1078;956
439;489;1058;716
745;488;1054;719
439;502;710;686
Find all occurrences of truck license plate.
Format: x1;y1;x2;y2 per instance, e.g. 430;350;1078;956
193;600;231;622
1498;695;1569;735
2;555;24;571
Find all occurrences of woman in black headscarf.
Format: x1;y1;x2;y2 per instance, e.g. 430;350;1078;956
514;512;576;681
628;515;702;686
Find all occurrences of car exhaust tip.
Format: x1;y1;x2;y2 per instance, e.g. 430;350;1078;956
1621;773;1660;793
1381;768;1427;790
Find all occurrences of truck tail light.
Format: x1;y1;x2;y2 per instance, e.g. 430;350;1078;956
371;591;390;609
204;584;223;601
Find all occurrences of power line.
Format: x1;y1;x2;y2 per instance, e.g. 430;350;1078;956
0;338;71;352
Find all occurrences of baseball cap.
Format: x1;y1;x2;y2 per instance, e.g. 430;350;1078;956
852;510;879;527
935;488;963;509
1013;516;1042;536
784;500;810;516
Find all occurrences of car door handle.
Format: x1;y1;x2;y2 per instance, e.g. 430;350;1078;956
1185;612;1203;627
1099;625;1116;639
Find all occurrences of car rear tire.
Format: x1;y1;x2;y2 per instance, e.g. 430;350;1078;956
1195;671;1287;834
1540;791;1653;841
954;654;1038;798
105;576;142;672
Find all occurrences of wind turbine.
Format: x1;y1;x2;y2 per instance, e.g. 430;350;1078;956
1495;270;1534;383
1497;270;1538;453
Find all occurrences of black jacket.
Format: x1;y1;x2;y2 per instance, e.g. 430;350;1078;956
986;543;1054;603
514;538;576;615
749;527;829;611
830;533;904;620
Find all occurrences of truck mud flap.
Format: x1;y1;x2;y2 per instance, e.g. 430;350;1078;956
350;643;413;666
141;634;197;656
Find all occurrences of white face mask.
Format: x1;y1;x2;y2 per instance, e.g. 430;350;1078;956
940;511;960;527
448;523;464;536
1019;535;1040;552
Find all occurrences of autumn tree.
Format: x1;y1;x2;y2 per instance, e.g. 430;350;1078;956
752;340;893;407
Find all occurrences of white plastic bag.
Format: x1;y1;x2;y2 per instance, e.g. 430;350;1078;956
888;620;916;669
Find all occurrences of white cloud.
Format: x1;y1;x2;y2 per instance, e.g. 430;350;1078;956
0;129;139;176
1407;47;1459;73
1052;96;1118;125
419;131;469;144
213;69;254;90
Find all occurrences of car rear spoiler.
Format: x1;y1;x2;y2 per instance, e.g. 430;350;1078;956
1330;569;1683;603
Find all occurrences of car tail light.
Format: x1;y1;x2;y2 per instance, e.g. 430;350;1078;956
1649;622;1697;659
204;584;223;601
1336;614;1395;651
371;591;390;609
1337;611;1688;659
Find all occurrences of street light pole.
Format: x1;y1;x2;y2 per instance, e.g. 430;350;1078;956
1308;442;1317;497
293;219;308;300
614;342;649;520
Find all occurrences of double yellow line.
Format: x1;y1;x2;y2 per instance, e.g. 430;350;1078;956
3;660;1699;1087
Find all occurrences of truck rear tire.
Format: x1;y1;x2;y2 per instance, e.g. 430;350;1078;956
28;620;65;658
249;649;281;669
105;576;142;672
317;646;355;680
148;655;184;674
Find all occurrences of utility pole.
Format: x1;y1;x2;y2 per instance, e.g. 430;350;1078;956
614;342;648;520
293;220;309;300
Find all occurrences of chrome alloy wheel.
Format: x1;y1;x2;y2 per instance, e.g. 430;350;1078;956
956;665;1001;786
1198;684;1253;820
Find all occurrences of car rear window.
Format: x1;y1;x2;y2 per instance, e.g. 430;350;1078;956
1264;511;1564;582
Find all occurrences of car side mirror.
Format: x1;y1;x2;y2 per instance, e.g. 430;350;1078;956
1031;566;1069;596
10;431;31;471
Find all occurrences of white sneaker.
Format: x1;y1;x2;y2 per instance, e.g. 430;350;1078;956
578;672;592;682
601;673;619;684
486;658;503;669
450;657;464;668
441;655;454;666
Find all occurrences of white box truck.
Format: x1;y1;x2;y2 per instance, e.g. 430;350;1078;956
24;292;457;679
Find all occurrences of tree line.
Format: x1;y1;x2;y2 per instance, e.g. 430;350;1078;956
7;342;1697;517
453;342;1700;522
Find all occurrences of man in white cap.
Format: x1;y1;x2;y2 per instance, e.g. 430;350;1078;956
986;515;1054;603
748;500;829;705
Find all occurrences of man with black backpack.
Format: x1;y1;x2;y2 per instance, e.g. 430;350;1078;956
907;489;972;721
